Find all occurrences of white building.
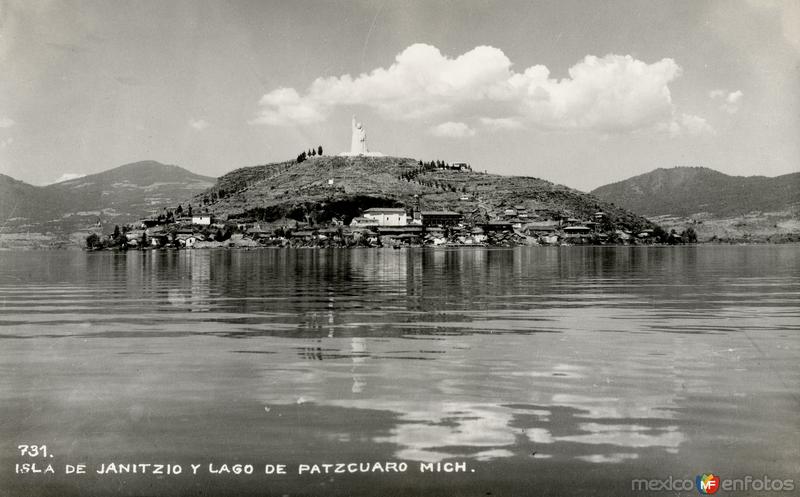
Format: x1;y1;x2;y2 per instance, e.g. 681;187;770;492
192;215;212;226
362;207;408;226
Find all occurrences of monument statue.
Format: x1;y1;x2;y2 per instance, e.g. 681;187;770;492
340;115;383;157
351;116;367;155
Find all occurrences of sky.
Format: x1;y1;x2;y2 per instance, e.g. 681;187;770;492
0;0;798;191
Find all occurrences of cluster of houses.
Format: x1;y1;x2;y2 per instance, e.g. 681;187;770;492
97;203;662;250
118;214;225;249
340;206;629;247
244;207;652;247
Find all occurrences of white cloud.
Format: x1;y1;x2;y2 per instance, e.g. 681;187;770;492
429;121;476;138
727;90;744;103
188;119;210;130
51;173;86;184
661;113;715;137
0;117;15;128
0;137;13;148
252;44;688;133
250;87;326;125
710;89;743;114
680;114;715;136
480;117;523;130
722;90;744;113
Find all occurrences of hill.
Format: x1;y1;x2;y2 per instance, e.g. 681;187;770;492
591;167;800;217
192;155;654;232
591;167;800;242
0;161;214;247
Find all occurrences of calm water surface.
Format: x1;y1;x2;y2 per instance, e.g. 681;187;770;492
1;246;798;496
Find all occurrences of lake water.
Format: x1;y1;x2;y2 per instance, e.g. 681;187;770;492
1;246;798;496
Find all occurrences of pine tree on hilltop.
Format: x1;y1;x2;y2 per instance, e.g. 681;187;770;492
318;145;323;155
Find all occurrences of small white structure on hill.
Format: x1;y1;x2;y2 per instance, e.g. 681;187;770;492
340;115;384;157
192;215;212;226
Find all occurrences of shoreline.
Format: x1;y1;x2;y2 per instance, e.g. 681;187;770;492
2;240;799;252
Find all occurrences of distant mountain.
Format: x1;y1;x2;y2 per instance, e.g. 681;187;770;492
591;167;800;217
0;161;214;245
194;155;654;232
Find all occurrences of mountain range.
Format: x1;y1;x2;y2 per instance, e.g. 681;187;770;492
591;167;799;242
591;167;800;217
0;161;214;247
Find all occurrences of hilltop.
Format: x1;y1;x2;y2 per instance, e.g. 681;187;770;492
591;167;800;242
192;155;653;232
0;161;214;247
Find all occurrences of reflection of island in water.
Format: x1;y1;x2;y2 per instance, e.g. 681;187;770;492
254;330;691;464
1;246;798;496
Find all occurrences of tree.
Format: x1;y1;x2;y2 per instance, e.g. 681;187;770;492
86;233;101;250
176;204;183;216
681;226;698;243
651;225;668;243
141;232;148;248
112;225;120;239
318;145;323;156
188;204;193;217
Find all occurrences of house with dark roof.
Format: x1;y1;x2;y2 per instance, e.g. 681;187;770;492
421;211;462;227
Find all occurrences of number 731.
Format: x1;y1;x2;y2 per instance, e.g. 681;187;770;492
18;445;48;458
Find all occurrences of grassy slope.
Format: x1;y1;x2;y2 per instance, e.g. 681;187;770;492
195;156;654;231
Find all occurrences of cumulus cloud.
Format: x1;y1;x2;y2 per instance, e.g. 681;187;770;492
0;117;15;128
661;114;715;137
429;121;476;138
0;137;13;148
680;114;715;136
250;88;326;125
188;119;210;130
710;89;743;114
252;44;688;133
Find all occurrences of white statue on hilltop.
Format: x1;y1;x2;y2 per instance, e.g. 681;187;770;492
340;115;383;157
351;116;367;154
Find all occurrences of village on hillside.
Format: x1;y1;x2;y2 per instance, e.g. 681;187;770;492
86;176;696;251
